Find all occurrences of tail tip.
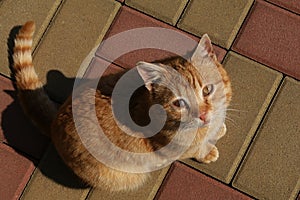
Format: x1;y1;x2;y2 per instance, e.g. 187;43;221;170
20;21;36;34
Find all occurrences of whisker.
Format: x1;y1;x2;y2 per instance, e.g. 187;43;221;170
225;117;240;128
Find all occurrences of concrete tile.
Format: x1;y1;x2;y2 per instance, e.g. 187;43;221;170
126;0;188;25
21;145;90;200
181;52;282;183
267;0;300;14
155;162;251;200
233;77;300;200
97;6;226;69
233;0;300;80
32;0;120;102
0;143;35;200
87;167;169;200
0;0;63;77
0;75;49;159
178;0;253;49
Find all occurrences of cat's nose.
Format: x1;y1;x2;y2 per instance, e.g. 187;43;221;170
199;112;207;122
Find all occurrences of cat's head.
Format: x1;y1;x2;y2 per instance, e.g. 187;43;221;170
136;34;232;129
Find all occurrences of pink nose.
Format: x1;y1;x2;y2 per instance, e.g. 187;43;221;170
199;113;206;122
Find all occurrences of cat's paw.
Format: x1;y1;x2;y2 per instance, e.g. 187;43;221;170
198;146;219;164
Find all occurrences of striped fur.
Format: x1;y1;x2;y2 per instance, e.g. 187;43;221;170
13;21;57;136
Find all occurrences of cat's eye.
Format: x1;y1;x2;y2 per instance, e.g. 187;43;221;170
202;84;214;97
172;98;188;109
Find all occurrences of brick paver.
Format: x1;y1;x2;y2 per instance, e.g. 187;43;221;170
32;0;120;102
233;0;300;80
267;0;300;14
0;143;35;200
97;6;226;69
20;145;90;200
0;75;49;159
178;0;253;49
126;0;188;25
233;77;300;200
0;0;62;77
155;162;251;200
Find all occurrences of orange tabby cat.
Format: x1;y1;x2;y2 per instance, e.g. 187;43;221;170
12;21;231;191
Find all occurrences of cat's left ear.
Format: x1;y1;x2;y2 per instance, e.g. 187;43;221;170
191;34;217;65
136;61;167;91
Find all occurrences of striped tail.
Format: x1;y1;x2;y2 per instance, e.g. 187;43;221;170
13;21;57;136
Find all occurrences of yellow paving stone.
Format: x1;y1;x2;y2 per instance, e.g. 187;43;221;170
32;0;120;102
233;77;300;200
178;0;253;49
20;145;90;200
0;0;63;76
181;51;282;183
126;0;188;25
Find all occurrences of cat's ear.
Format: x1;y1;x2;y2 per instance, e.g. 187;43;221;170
191;34;217;65
136;62;166;91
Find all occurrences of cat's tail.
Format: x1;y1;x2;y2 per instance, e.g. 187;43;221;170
12;21;57;136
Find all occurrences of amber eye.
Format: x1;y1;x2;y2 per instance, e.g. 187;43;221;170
202;84;214;97
172;98;188;108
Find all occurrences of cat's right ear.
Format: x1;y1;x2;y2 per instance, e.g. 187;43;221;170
191;34;217;65
136;62;166;91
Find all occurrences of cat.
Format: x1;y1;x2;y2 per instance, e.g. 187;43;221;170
12;21;232;191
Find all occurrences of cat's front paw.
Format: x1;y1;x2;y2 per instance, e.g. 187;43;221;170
197;146;219;164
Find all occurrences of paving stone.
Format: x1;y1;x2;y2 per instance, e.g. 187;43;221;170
0;75;49;159
267;0;300;14
83;57;124;79
181;52;282;183
87;167;169;200
0;0;63;77
97;6;226;69
126;0;188;25
178;0;253;49
233;0;300;80
0;143;35;200
21;145;90;200
155;162;251;200
32;0;120;102
233;77;300;200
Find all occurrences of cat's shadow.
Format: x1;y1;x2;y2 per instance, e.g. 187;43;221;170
1;71;90;189
1;25;89;189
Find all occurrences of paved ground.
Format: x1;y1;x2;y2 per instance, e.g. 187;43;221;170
0;0;299;199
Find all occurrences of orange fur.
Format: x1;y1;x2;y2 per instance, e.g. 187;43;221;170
13;21;57;136
13;21;232;191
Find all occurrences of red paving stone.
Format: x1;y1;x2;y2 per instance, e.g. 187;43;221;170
96;6;226;69
267;0;300;14
155;162;252;200
0;75;49;159
0;143;35;200
83;57;124;79
233;0;300;80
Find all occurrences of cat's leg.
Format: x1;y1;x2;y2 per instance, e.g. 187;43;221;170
196;146;219;164
197;124;226;163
